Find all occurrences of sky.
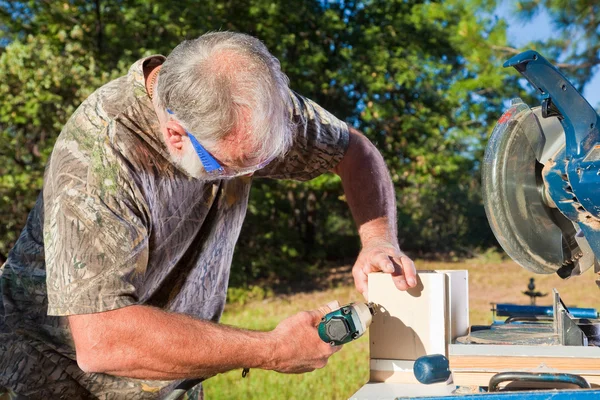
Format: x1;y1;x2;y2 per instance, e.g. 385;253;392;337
495;0;600;108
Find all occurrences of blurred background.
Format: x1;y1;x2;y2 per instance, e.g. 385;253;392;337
1;0;600;398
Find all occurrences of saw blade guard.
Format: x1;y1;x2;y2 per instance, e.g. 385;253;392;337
482;99;597;276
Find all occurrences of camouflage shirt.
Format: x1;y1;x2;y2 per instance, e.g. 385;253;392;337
0;55;349;399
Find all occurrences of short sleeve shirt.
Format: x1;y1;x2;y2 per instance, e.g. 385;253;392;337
0;55;349;399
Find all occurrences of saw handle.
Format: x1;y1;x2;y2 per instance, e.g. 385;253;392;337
504;50;600;158
488;372;591;392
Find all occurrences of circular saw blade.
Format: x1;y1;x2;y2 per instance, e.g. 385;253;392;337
482;99;586;274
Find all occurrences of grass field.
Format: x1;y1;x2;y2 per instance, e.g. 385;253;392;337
204;256;600;399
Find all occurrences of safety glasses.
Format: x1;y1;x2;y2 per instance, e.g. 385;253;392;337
166;109;273;178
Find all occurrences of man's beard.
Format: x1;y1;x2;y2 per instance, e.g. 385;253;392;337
170;143;213;181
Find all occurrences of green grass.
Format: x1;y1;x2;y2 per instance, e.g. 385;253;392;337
204;258;600;399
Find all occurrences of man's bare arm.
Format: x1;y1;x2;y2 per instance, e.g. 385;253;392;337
69;304;339;379
333;127;398;246
332;127;417;297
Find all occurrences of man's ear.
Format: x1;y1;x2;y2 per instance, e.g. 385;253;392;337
165;120;186;151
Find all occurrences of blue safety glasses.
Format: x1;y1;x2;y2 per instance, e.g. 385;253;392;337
166;109;273;178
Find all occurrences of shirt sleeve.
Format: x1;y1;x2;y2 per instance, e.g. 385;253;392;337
254;90;350;181
43;139;149;316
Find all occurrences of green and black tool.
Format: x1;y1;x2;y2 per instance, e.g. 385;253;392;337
318;302;376;346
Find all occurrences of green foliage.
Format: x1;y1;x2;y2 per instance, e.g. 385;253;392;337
0;32;112;259
226;285;274;306
513;0;600;92
235;0;520;273
0;1;535;281
472;246;509;263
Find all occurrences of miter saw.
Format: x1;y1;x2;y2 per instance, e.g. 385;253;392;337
430;50;600;397
350;51;600;399
482;50;600;285
457;49;600;397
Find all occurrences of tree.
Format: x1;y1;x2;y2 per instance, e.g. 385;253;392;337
0;0;522;284
0;34;112;261
232;0;523;281
513;0;600;91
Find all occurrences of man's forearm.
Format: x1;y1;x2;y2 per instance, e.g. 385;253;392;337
69;305;275;380
334;127;398;247
334;127;417;294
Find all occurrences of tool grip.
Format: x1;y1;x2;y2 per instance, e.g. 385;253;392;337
413;354;451;384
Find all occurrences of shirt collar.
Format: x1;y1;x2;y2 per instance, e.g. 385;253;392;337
127;55;166;99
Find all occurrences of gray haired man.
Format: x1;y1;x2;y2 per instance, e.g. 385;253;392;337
0;32;417;399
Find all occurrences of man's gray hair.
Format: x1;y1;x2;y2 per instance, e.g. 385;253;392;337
156;31;293;163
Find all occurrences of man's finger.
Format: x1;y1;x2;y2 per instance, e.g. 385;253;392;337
316;300;340;317
400;255;418;287
352;266;369;301
308;300;342;325
331;344;343;354
389;256;409;290
371;251;395;274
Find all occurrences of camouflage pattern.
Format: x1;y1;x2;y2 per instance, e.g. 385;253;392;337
0;55;349;399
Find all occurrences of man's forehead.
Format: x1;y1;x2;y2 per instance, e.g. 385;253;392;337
214;106;262;164
214;129;262;167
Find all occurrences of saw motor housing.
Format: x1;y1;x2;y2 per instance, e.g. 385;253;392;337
483;51;600;284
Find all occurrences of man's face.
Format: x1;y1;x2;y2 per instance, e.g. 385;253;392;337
163;116;272;181
170;137;212;180
153;96;274;180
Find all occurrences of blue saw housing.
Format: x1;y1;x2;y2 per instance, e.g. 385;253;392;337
504;51;600;273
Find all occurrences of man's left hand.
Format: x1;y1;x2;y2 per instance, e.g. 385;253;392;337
352;241;417;300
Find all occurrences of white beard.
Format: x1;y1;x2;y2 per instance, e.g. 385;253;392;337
168;142;248;182
170;143;212;180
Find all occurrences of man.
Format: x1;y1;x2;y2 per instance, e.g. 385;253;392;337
0;32;417;399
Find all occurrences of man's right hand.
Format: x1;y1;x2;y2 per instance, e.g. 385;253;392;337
267;303;343;373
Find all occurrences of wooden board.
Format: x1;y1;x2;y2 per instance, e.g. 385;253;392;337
370;359;419;384
435;270;469;343
449;344;600;372
449;343;600;358
367;270;468;386
450;354;600;372
369;359;451;385
449;344;600;388
368;272;447;361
